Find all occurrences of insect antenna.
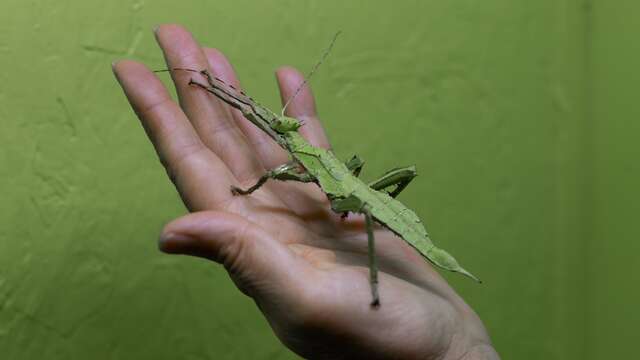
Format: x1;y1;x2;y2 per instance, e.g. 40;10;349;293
281;31;342;116
153;67;201;74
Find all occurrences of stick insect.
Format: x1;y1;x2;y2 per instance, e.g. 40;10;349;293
156;34;480;306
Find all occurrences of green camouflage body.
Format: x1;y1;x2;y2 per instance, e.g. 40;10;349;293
186;71;478;282
283;130;479;281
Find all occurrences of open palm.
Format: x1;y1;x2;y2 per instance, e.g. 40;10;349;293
113;24;497;360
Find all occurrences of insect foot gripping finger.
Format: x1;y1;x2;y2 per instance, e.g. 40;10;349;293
230;165;283;196
230;175;269;196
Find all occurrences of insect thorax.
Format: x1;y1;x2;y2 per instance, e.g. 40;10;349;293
271;116;301;133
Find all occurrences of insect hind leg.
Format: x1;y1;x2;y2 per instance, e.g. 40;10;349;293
368;165;417;198
362;206;380;307
330;196;380;307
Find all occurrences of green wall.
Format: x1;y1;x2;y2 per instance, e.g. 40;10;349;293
588;1;640;358
0;1;635;359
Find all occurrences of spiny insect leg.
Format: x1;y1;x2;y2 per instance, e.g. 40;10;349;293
197;69;216;86
231;162;313;195
363;206;380;307
196;69;251;96
187;78;213;92
330;196;380;307
231;174;270;196
367;165;417;198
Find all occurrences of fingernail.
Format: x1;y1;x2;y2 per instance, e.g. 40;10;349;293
152;25;160;34
159;232;194;252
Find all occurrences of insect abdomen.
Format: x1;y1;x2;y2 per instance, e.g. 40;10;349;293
363;188;480;282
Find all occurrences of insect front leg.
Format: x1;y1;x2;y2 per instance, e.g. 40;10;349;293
187;78;213;93
230;162;313;195
368;165;417;198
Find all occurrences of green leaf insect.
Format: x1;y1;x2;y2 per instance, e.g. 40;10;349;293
157;33;480;306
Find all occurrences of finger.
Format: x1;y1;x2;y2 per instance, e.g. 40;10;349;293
159;211;306;300
268;66;336;219
276;66;331;150
154;24;263;182
112;59;235;210
203;47;289;169
200;47;309;215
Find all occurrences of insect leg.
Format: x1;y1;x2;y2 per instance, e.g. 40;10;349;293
230;162;313;195
362;205;380;307
187;77;253;119
367;165;417;198
187;78;214;93
185;75;287;148
345;155;365;177
187;78;256;121
330;196;380;307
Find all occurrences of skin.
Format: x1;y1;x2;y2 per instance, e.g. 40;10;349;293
112;24;500;360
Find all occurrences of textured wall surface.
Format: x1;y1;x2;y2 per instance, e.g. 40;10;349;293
0;0;634;359
587;1;640;358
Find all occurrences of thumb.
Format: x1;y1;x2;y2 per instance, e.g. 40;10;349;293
159;211;300;297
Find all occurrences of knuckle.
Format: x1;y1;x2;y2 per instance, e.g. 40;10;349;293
135;96;173;119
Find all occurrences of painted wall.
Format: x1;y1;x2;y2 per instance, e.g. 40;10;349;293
0;0;633;359
587;1;640;358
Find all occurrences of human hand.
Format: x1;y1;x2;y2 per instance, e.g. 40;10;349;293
112;24;498;360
